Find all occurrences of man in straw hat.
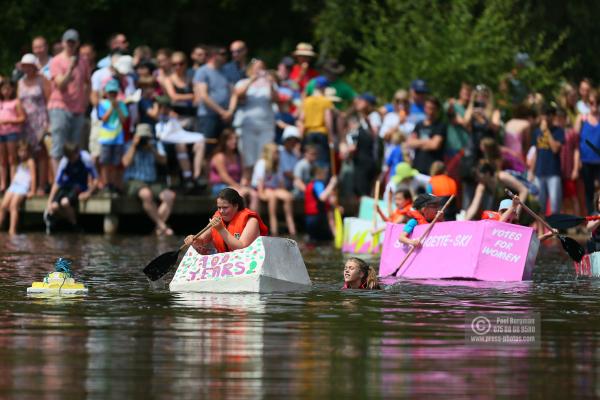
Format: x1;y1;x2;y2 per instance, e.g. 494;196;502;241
290;42;318;92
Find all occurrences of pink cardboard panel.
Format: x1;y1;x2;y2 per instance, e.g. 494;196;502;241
378;220;537;281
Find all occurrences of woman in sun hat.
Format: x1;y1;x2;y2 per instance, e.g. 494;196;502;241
18;53;51;194
289;43;318;92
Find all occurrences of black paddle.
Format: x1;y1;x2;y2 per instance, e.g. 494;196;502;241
586;139;600;158
547;213;600;230
143;222;215;281
505;190;585;262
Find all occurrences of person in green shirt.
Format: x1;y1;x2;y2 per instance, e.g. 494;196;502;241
305;59;355;110
444;82;472;157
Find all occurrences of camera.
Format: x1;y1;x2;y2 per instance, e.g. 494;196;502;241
138;136;150;147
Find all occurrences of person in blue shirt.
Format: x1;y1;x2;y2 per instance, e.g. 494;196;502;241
532;105;565;215
122;123;176;236
45;143;98;231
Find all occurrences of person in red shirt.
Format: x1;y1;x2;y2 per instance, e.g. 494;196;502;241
184;187;268;253
289;43;318;93
376;188;413;224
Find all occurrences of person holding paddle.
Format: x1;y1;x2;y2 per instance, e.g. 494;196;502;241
397;193;444;247
184;187;268;254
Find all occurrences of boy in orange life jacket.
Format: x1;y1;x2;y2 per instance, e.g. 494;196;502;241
304;166;337;242
427;161;458;221
397;193;443;247
376;188;413;223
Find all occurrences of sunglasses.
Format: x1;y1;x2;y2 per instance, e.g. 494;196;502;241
172;61;185;67
231;49;245;54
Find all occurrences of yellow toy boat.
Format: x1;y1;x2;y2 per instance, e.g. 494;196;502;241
27;258;88;295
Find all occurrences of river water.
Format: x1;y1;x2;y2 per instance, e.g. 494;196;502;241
0;233;599;399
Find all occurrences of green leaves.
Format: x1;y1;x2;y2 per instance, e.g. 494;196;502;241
313;0;571;100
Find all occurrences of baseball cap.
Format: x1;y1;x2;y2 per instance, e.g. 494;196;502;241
113;55;134;75
282;126;301;142
62;29;80;42
20;53;39;68
410;79;429;94
413;194;442;210
359;92;377;106
280;56;294;68
134;123;153;138
104;79;120;93
314;76;329;89
498;199;513;212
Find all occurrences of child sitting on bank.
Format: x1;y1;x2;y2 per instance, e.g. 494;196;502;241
304;165;337;242
0;141;35;234
342;257;381;290
375;187;413;224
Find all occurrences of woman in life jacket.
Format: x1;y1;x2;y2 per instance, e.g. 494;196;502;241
342;257;380;290
397;193;443;247
184;187;268;253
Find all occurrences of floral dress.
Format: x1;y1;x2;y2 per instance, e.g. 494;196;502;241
18;76;48;148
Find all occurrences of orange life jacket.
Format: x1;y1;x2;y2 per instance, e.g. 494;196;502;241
429;175;458;197
481;210;501;221
211;208;269;253
388;202;413;223
405;209;429;225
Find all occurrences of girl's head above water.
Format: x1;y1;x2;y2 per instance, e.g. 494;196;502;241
343;257;380;290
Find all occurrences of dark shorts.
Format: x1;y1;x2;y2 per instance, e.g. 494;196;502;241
100;144;125;166
126;180;166;199
53;186;80;208
0;132;20;143
197;115;226;140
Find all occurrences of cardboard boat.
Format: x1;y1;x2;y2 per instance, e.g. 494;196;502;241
27;272;88;295
378;220;539;281
169;237;312;293
574;252;600;277
342;196;395;255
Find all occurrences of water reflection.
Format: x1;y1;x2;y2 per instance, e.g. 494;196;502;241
1;234;600;398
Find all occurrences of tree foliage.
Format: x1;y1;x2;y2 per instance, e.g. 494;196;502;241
313;0;572;99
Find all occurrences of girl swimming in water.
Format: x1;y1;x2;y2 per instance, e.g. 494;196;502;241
342;257;380;290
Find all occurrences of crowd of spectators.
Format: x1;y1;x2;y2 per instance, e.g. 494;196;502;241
0;29;597;239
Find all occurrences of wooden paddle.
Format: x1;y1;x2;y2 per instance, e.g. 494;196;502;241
386;195;455;278
329;131;343;249
143;221;216;281
505;189;585;262
373;180;381;231
546;213;600;230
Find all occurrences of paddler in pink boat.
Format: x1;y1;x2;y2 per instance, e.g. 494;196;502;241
397;194;444;247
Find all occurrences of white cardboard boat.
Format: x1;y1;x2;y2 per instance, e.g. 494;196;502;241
169;237;312;293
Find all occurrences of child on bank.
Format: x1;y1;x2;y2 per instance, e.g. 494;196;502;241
97;79;128;194
0;141;35;234
375;188;413;224
0;80;26;193
304;166;337;242
342;257;380;289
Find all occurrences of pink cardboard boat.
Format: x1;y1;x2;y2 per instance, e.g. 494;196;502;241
378;220;539;281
